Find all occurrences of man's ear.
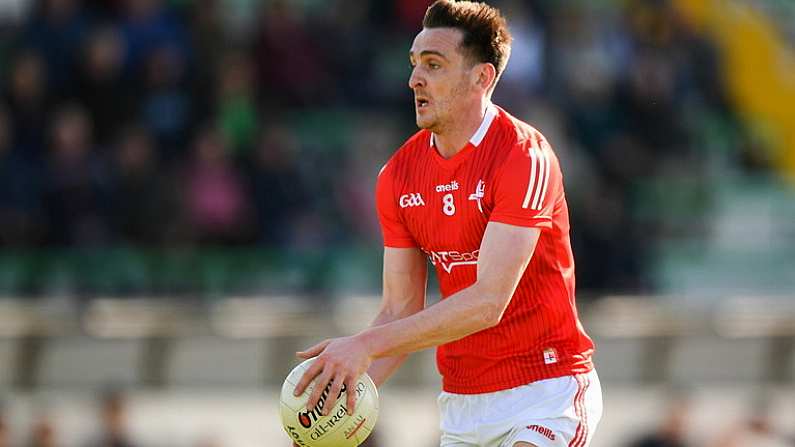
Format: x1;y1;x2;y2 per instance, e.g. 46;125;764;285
475;62;497;91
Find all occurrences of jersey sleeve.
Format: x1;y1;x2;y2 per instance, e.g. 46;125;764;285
490;135;562;230
375;161;418;248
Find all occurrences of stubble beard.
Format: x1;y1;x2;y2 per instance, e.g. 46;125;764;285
416;76;470;133
418;114;446;135
416;113;434;130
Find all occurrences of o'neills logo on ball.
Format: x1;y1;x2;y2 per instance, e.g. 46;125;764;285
297;382;347;428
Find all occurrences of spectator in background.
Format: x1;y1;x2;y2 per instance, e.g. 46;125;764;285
248;124;306;248
0;0;757;297
42;103;111;246
253;1;328;107
184;125;252;245
216;52;259;156
709;398;795;447
4;49;50;155
23;0;88;92
75;25;133;147
333;116;397;243
139;43;192;156
186;0;224;93
627;393;691;447
614;50;687;156
491;0;545;107
120;0;191;75
110;125;175;246
316;1;378;106
549;5;625;154
85;389;137;447
0;102;44;247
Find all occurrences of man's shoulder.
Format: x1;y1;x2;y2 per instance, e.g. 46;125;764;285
397;128;431;155
491;106;556;160
384;129;431;170
378;129;430;184
493;106;548;149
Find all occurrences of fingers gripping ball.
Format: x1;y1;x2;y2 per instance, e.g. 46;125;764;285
280;358;379;447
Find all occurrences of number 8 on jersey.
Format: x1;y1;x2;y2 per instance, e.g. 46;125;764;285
442;193;455;216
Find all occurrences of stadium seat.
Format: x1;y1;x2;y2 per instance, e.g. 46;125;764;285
668;336;769;382
37;336;142;388
590;337;646;383
0;337;15;387
166;335;267;387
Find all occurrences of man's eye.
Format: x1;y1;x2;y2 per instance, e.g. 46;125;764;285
429;62;440;69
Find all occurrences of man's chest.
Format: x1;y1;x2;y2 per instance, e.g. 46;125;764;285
395;162;498;250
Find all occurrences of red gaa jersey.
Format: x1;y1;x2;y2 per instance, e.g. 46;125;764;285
376;105;594;394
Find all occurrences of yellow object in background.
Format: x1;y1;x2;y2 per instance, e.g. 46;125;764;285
675;0;795;181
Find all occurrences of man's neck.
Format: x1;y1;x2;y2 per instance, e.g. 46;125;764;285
433;99;490;159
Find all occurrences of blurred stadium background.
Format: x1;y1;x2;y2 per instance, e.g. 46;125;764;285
0;0;794;446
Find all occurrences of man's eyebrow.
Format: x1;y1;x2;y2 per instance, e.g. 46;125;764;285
409;50;449;60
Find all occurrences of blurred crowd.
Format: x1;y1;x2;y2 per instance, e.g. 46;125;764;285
0;0;758;295
0;390;137;447
1;389;793;447
626;391;795;447
0;388;384;447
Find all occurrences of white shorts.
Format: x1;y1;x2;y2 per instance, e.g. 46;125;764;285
438;370;602;447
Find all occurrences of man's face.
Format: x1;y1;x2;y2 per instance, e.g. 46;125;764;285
409;28;475;132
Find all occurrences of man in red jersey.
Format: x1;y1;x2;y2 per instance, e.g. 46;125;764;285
293;1;602;446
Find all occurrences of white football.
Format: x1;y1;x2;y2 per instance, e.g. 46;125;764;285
280;358;379;447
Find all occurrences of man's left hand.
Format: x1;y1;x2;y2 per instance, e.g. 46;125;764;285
293;334;373;415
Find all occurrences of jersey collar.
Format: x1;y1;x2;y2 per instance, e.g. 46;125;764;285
430;103;498;148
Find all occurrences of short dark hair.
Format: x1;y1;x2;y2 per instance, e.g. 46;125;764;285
423;1;512;80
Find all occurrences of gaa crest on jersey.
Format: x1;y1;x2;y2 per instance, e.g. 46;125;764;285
399;193;426;208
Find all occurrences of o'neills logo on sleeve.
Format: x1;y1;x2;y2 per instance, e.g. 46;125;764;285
422;248;479;273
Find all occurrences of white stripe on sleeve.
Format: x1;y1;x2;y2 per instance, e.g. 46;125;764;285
521;146;539;209
530;147;549;210
534;149;551;210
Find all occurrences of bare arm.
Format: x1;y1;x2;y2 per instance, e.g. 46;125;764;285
360;222;540;358
366;247;428;387
294;222;542;414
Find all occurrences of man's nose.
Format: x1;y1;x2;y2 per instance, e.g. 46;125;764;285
408;67;425;90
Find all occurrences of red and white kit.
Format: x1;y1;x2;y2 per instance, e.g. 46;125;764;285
376;104;602;446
